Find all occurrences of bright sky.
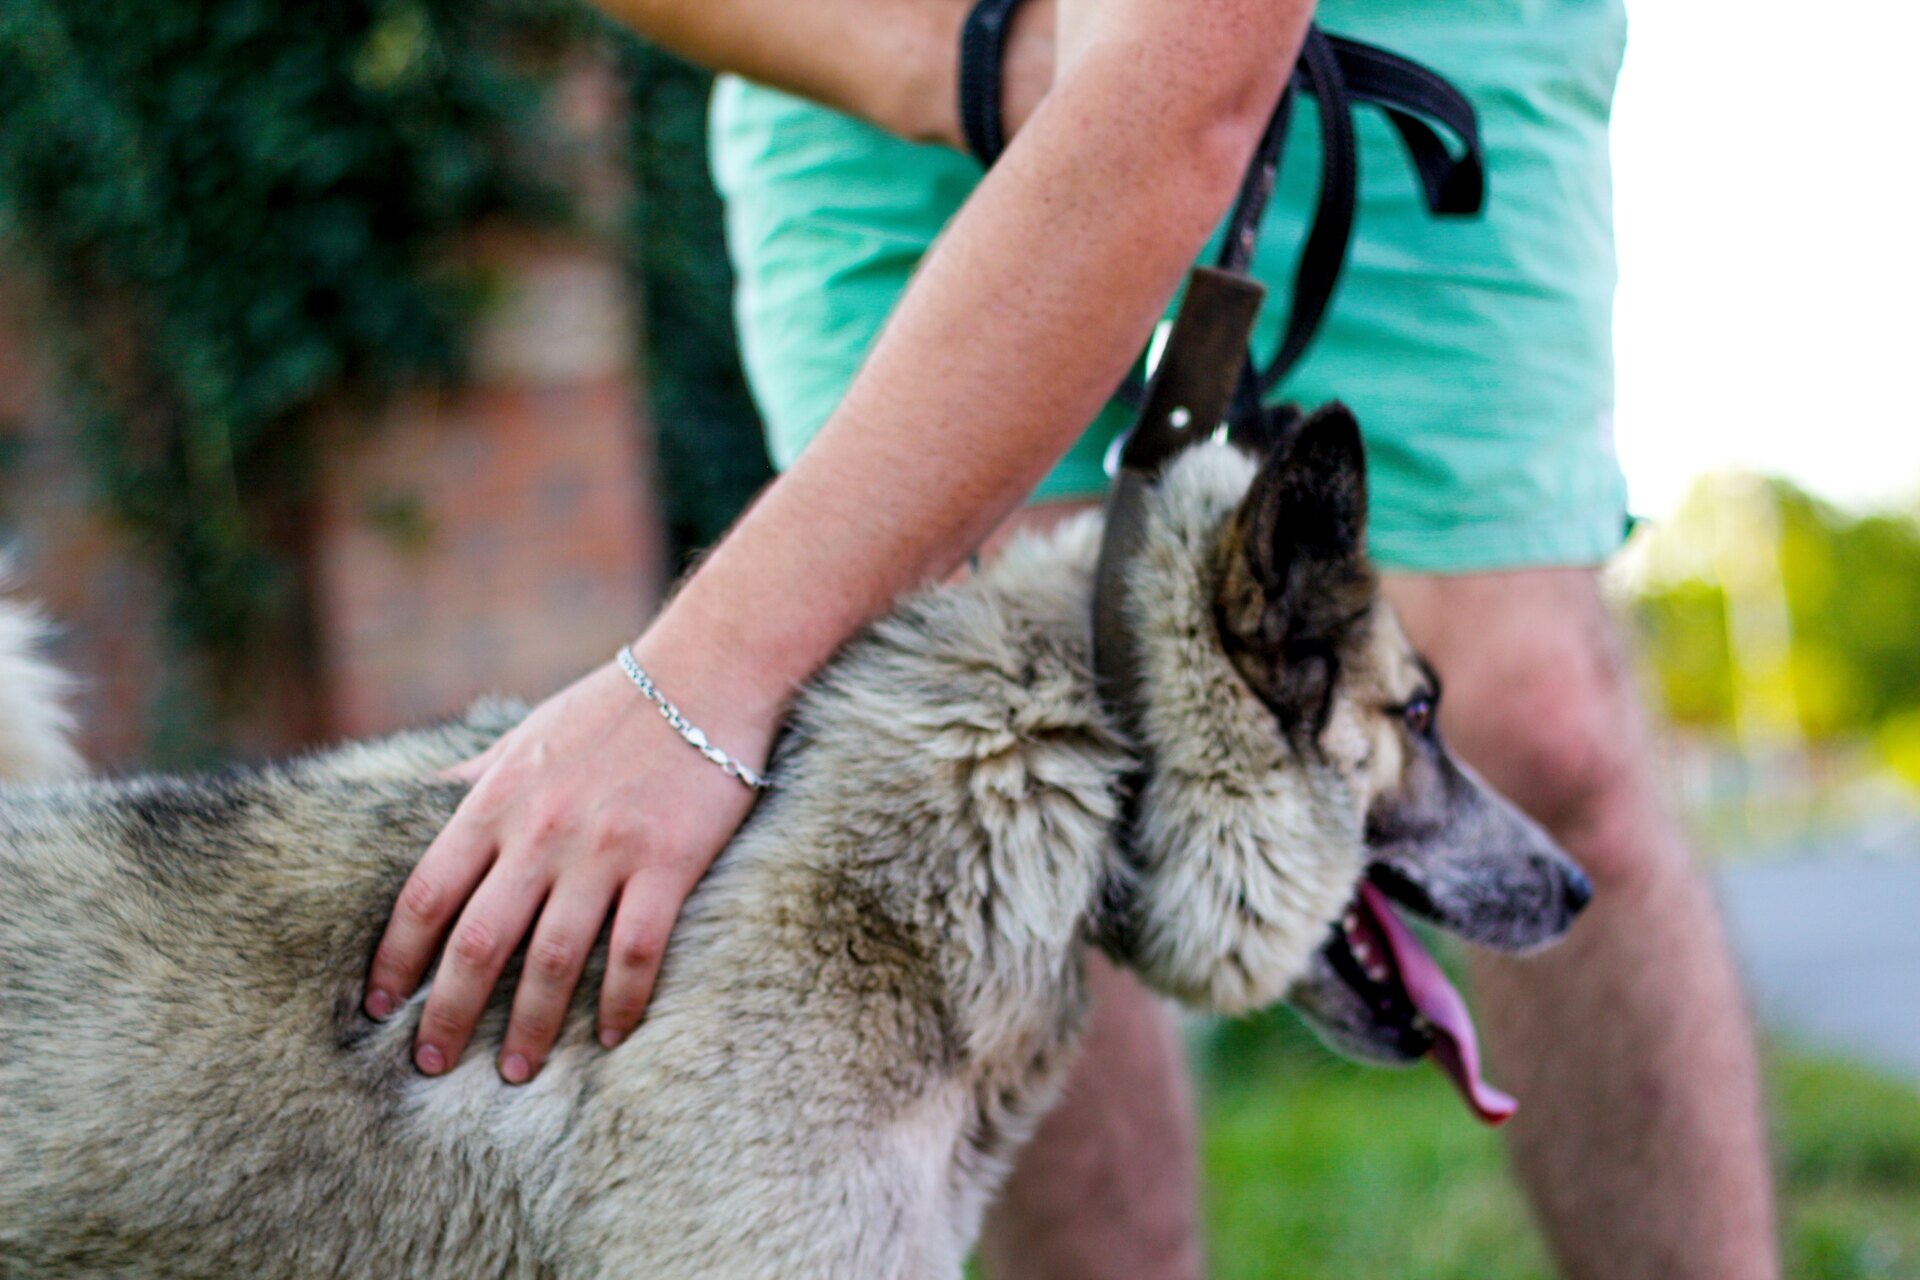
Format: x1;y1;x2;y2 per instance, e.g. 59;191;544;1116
1611;0;1920;519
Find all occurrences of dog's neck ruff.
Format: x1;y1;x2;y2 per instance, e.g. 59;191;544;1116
1087;269;1267;957
1080;446;1365;1007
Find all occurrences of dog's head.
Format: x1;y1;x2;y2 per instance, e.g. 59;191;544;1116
1107;403;1588;1121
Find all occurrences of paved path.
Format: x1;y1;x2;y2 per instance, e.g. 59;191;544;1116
1717;853;1920;1079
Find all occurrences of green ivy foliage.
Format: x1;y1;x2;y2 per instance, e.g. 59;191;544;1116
0;0;589;664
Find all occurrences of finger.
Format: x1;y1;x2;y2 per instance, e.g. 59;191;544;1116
412;865;549;1076
441;735;509;784
365;815;496;1019
597;869;688;1048
498;872;620;1083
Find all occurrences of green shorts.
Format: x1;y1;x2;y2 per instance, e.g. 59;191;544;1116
711;0;1631;573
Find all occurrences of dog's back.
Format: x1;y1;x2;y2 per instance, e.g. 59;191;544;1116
0;426;1594;1278
0;531;1118;1278
0;708;583;1275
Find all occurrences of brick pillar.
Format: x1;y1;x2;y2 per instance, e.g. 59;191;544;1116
307;56;662;739
308;252;662;737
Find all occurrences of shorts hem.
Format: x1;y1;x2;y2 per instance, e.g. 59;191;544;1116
1365;512;1630;574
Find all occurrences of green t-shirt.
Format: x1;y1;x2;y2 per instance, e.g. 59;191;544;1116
712;0;1631;572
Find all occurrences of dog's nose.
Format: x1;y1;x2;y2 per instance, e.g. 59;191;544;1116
1562;865;1594;916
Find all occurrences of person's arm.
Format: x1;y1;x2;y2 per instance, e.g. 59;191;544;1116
593;0;1043;147
364;0;1314;1083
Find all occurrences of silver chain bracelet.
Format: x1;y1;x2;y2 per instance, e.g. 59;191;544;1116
616;645;773;791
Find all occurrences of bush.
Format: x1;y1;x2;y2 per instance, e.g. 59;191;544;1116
0;0;592;670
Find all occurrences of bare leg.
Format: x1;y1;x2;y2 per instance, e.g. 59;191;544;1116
973;499;1203;1280
978;954;1203;1280
1386;568;1779;1280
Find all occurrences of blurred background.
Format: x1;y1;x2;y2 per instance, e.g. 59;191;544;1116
0;1;1914;1276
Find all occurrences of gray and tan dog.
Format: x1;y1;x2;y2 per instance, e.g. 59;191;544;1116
0;406;1588;1278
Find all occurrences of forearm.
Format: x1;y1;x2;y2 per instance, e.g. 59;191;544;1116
594;0;973;143
638;1;1312;733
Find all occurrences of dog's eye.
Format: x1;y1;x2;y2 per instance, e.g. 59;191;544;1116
1402;695;1435;737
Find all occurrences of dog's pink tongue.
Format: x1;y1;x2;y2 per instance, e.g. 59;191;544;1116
1359;883;1517;1126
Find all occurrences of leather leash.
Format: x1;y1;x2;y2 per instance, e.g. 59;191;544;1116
956;7;1489;934
957;1;1487;738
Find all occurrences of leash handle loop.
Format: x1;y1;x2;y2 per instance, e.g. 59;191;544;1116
1256;26;1358;398
956;4;1488;420
1323;34;1485;216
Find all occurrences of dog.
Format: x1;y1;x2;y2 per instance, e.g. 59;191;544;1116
0;579;79;784
0;405;1589;1278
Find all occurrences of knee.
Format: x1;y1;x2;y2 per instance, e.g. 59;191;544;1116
1476;664;1631;827
1438;612;1667;895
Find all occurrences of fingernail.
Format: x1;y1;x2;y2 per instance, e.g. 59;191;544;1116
365;989;394;1020
501;1053;531;1085
599;1028;623;1050
415;1044;446;1075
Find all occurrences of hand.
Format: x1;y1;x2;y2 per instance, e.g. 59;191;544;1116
363;644;773;1083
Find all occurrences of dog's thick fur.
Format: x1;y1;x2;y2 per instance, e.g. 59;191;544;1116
0;418;1581;1278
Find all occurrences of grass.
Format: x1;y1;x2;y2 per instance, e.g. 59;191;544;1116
1197;1011;1920;1279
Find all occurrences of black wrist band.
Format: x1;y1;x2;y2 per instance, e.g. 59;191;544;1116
957;0;1030;167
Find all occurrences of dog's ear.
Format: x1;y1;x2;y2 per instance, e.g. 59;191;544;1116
1215;402;1375;733
1228;400;1306;458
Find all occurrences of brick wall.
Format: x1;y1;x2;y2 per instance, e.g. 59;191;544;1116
309;230;663;739
0;296;190;766
0;61;663;764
